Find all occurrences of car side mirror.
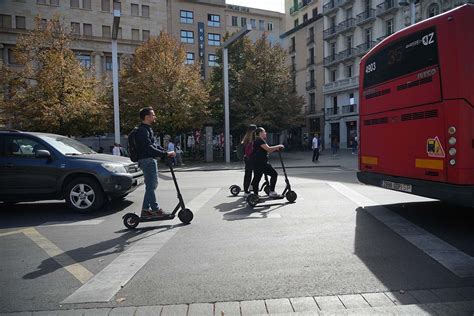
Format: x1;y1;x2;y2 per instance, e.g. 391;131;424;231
35;149;51;160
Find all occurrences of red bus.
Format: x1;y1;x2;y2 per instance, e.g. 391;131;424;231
357;4;474;208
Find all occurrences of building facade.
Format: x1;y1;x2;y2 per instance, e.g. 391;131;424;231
282;0;325;146
321;0;473;149
0;0;283;82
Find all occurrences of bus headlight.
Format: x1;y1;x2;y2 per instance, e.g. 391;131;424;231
448;137;456;146
448;148;456;156
449;159;456;166
448;126;456;135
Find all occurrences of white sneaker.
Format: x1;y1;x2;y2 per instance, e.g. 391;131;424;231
269;191;279;198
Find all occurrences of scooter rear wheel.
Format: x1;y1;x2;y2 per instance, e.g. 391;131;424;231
123;213;140;229
247;194;259;207
286;191;297;203
178;208;193;224
229;185;241;196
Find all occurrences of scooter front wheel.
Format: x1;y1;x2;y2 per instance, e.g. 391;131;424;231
247;194;259;207
123;213;140;229
286;191;297;203
229;185;241;196
178;208;193;224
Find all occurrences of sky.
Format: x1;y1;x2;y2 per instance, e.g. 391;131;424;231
225;0;285;13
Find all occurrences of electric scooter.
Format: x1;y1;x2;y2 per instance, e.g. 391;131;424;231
229;174;270;196
246;150;297;207
122;159;193;229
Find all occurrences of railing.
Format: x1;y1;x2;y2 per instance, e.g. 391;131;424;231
323;76;359;94
337;18;356;33
326;107;338;116
376;34;389;43
338;48;356;61
323;54;338;66
338;0;354;7
305;105;318;115
323;25;337;39
306;80;316;91
356;9;376;25
342;103;358;114
323;0;337;14
290;5;298;15
356;41;377;56
307;35;315;45
299;0;313;9
376;0;399;16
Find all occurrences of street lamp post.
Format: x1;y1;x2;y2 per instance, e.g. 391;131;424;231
399;0;417;25
112;9;121;145
222;24;252;163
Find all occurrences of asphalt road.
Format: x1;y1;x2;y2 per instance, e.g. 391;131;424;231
1;165;473;313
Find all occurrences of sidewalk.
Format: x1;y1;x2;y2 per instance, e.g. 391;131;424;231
171;149;358;172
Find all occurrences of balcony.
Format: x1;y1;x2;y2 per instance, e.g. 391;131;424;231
337;18;356;34
376;34;390;43
323;0;337;15
356;9;376;26
290;5;298;15
323;76;359;94
356;41;377;56
289;44;296;54
338;0;354;8
323;54;338;66
342;103;358;115
376;0;399;17
307;35;315;45
307;57;315;66
337;48;356;62
306;80;316;91
299;0;314;10
326;107;338;116
323;25;337;40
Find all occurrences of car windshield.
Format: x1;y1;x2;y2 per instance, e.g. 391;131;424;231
39;135;96;155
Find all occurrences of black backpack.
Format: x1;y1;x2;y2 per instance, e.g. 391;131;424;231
128;126;139;162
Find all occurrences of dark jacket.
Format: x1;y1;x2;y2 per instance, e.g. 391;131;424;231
135;123;167;160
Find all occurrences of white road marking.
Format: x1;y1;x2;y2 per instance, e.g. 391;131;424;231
39;219;104;227
328;182;474;278
62;188;220;304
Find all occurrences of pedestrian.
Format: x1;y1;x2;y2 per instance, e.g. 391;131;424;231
175;142;184;166
135;107;176;218
332;137;339;156
112;143;121;156
241;124;257;196
352;136;358;154
167;139;176;166
251;127;285;198
311;133;320;162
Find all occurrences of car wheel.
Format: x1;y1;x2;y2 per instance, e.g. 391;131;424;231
65;177;104;213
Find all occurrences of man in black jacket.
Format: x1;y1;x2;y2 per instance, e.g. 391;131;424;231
136;107;176;218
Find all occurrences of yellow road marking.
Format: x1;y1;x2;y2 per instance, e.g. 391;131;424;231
2;227;93;284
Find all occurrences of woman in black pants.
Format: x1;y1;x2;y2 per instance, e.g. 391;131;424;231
241;124;257;195
251;127;284;197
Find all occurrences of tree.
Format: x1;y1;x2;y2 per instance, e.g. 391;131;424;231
0;15;108;136
119;32;210;135
208;34;305;134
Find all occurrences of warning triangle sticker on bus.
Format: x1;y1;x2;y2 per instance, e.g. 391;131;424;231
426;136;445;158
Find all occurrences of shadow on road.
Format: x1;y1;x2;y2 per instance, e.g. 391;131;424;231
214;195;292;221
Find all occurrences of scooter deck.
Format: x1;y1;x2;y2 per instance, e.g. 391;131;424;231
138;214;175;222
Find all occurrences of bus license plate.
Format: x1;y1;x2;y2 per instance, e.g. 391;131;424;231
381;180;412;193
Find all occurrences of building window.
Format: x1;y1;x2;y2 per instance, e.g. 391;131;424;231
309;47;314;64
294;19;299;27
346;35;353;49
347;64;353;77
113;1;120;11
330;42;336;56
102;25;111;38
346;8;352;19
117;27;122;39
365;28;372;43
333;96;338;114
16;16;26;29
349;92;355;104
101;0;110;12
250;19;256;29
180;10;193;24
259;20;265;30
180;30;194;44
50;0;59;5
37;0;46;4
241;17;247;27
313;7;318;17
267;22;273;31
83;0;91;10
331;69;337;82
132;28;140;41
83;23;92;36
71;22;80;35
208;54;218;67
208;33;221;46
386;19;393;35
231;16;238;27
208;14;220;27
105;56;112;70
0;15;12;28
303;14;308;22
142;5;149;18
70;0;79;8
310;93;315;111
428;3;440;17
8;48;20;65
76;53;91;68
40;18;47;29
131;4;139;16
142;30;150;41
185;52;195;65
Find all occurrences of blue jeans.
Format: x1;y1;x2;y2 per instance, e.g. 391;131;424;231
138;158;159;211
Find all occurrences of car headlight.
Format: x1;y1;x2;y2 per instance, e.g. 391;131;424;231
102;163;127;174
